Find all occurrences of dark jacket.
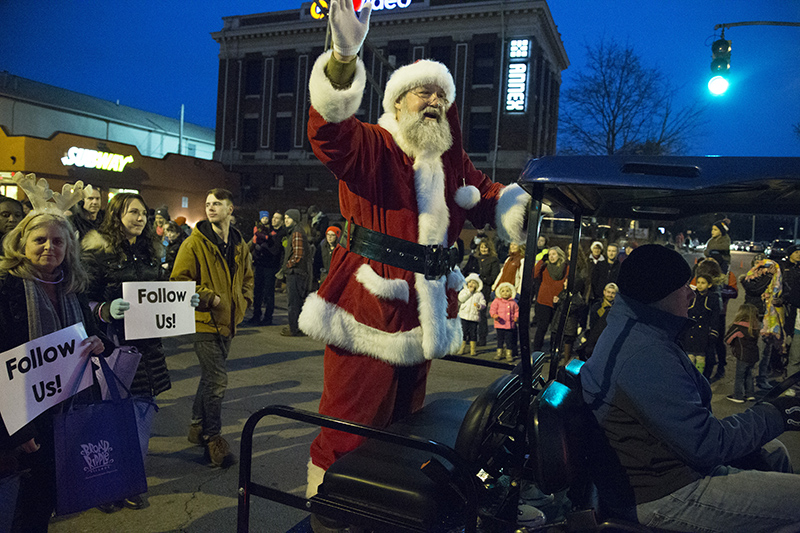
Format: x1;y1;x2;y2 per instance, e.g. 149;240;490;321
581;294;783;508
725;322;760;364
164;232;187;275
463;253;501;301
252;224;286;269
683;290;720;355
590;259;621;301
283;223;312;276
0;273;112;467
82;230;171;397
68;208;105;242
314;241;337;284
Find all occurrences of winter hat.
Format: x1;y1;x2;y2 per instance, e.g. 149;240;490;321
616;244;691;304
382;59;456;116
174;216;187;226
591;241;604;251
712;220;729;236
326;226;342;240
284;209;301;225
155;206;170;220
495;281;516;299
464;272;483;292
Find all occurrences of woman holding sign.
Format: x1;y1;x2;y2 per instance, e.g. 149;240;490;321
0;208;109;532
82;192;197;512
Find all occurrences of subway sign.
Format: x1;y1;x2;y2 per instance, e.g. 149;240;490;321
505;39;530;113
61;147;134;173
311;0;411;19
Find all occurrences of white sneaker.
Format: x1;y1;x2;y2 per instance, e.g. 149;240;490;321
517;503;546;528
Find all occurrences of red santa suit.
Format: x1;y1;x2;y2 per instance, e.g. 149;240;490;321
300;51;529;493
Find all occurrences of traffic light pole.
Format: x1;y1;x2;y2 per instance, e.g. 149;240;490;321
715;21;800;31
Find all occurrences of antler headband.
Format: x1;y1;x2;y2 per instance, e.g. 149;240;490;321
12;172;93;216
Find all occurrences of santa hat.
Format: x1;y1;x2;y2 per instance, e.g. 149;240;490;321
382;60;456;116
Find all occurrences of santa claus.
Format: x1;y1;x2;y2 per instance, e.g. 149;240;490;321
299;0;529;508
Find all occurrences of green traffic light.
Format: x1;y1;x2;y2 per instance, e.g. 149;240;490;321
708;75;729;95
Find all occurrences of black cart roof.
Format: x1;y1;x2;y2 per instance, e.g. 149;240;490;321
519;156;800;220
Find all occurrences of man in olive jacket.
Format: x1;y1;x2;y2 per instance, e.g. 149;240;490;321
171;188;254;467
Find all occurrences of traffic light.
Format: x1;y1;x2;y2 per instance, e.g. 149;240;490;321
708;37;731;95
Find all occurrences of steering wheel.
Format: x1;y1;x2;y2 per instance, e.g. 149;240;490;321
755;370;800;404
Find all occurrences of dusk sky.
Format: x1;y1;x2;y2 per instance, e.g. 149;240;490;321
1;1;798;157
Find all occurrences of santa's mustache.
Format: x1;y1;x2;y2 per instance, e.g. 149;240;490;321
418;105;443;122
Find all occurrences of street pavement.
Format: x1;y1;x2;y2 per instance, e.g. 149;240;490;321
48;250;800;532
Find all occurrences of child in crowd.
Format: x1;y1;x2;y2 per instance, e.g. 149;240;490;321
458;273;486;356
683;274;720;374
491;282;519;362
724;303;761;403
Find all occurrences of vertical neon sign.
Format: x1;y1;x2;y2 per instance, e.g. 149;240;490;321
506;39;530;113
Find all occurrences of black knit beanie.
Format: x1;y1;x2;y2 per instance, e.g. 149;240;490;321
617;244;692;304
713;220;729;236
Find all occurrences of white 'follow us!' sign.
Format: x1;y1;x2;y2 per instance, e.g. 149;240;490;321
122;281;196;340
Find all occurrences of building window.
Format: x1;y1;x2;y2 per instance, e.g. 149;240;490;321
245;59;263;96
186;143;196;157
242;118;259;153
305;173;318;191
429;45;451;69
472;42;495;85
272;174;284;190
274;116;292;152
0;184;18;198
469;112;492;153
277;57;296;94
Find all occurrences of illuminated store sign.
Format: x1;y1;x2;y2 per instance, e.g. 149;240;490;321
505;39;530;113
311;0;411;19
61;147;134;173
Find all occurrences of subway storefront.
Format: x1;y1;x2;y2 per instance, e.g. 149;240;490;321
0;128;239;227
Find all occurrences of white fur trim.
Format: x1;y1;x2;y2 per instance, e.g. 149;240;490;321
382;60;456;116
309;50;367;124
495;183;530;244
414;155;449;246
415;273;461;359
454;185;480;210
299;292;461;365
355;264;410;302
306;458;325;499
447;267;465;291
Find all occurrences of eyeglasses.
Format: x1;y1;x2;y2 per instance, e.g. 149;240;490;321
409;88;448;106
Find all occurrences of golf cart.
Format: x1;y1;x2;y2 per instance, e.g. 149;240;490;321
238;155;800;532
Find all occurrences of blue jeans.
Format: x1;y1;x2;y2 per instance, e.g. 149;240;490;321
0;474;19;533
636;439;800;532
192;334;232;437
732;359;756;399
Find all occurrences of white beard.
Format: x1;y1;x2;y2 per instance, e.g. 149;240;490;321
397;105;453;158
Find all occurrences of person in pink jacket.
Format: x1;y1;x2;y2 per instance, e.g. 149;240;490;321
490;282;519;362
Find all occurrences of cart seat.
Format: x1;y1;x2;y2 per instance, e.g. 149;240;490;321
314;372;524;532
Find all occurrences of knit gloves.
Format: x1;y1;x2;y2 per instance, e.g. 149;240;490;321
768;395;800;431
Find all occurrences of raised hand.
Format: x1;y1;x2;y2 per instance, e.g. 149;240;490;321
330;0;372;59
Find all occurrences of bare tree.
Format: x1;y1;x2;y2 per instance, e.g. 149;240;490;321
558;39;706;155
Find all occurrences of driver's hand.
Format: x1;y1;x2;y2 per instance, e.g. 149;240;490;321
768;395;800;431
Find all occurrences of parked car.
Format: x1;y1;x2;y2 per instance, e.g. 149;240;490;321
766;239;795;261
731;240;745;251
745;241;765;252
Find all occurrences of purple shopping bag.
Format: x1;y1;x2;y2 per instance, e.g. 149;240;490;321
53;357;147;515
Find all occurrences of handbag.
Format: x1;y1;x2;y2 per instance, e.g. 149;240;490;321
53;357;147;515
94;345;142;400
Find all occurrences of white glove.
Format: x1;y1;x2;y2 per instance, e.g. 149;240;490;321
330;0;372;57
190;293;200;308
109;298;130;319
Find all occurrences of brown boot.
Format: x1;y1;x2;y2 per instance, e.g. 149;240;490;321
470;341;477;356
205;434;236;468
494;348;504;360
505;349;514;362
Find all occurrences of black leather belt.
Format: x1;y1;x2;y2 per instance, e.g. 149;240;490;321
348;224;460;280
